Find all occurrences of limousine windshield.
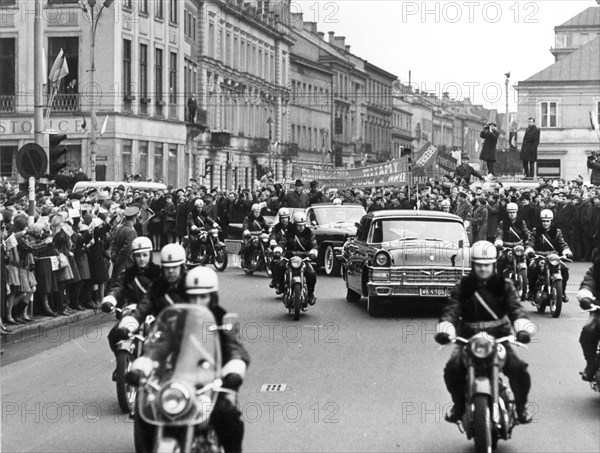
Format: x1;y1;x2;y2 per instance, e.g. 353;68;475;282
369;219;466;244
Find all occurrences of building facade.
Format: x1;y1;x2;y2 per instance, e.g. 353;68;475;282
517;7;600;180
0;0;195;186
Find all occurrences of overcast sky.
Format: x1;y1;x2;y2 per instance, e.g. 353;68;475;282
293;0;597;112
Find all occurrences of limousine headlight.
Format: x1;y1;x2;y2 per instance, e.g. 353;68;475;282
373;251;391;267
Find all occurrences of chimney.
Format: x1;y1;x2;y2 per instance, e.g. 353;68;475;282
317;32;325;40
333;36;346;49
328;31;335;43
442;92;449;100
345;45;351;52
303;21;317;33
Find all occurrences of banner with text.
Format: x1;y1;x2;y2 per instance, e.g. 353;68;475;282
292;159;409;188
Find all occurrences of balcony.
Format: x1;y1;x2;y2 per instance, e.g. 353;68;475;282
45;93;80;112
0;95;15;112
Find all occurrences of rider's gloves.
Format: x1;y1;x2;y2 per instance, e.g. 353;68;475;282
243;229;251;237
513;318;535;344
435;321;456;345
221;359;247;390
191;225;199;231
309;249;318;260
563;249;573;259
577;289;595;310
126;357;156;385
101;295;117;313
494;239;503;248
525;247;535;258
270;239;277;248
118;315;139;339
222;373;244;391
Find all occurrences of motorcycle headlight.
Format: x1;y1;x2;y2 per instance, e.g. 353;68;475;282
514;245;524;256
290;256;303;268
159;383;191;416
470;337;494;359
548;254;560;266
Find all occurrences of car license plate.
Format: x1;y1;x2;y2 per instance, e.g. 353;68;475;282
420;287;447;296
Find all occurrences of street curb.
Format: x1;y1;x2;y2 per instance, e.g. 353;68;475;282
2;308;103;344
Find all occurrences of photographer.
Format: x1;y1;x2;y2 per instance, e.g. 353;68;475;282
520;118;540;178
480;122;499;177
587;151;600;186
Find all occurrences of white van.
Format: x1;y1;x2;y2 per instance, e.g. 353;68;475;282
72;181;167;197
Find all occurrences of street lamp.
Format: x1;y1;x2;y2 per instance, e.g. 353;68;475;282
505;71;510;152
80;0;114;181
266;116;273;170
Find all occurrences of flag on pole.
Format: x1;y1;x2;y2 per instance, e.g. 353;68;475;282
48;48;69;85
42;47;47;86
590;110;599;131
100;115;109;136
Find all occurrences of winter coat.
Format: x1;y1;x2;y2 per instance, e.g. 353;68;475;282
519;125;540;161
282;190;310;209
107;261;161;308
473;205;489;241
479;128;499;162
526;224;571;255
441;272;529;338
175;202;189;237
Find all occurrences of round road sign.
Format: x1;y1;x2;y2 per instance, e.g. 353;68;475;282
16;143;47;179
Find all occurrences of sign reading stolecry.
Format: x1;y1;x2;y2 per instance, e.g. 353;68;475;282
0;118;87;135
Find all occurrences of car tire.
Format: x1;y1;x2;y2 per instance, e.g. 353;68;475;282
323;245;341;277
346;286;361;303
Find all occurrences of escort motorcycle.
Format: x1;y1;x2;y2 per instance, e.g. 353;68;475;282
280;253;313;321
444;334;527;453
132;304;239;453
498;244;528;301
241;231;273;277
529;253;572;318
581;305;600;393
185;227;228;272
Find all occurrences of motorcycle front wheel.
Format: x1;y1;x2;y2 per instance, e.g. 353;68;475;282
473;394;493;453
213;248;228;272
133;405;155;453
115;350;135;414
155;437;181;453
292;282;302;321
518;269;528;301
550;280;563;318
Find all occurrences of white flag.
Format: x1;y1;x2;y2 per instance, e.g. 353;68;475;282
48;48;69;85
100;115;109;135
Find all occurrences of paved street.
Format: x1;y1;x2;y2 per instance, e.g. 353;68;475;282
2;262;599;452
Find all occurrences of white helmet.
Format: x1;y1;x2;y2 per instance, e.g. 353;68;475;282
194;199;204;208
160;243;186;267
251;204;261;212
278;207;290;218
507;203;518;212
185;266;219;295
540;209;554;220
293;211;306;225
131;236;153;254
332;198;342;205
471;241;498;265
440;199;451;207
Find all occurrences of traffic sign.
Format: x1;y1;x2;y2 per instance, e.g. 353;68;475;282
16;143;47;179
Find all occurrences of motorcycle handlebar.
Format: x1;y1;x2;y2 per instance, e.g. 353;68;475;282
450;334;528;348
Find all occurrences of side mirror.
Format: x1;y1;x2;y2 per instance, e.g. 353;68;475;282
222;313;240;334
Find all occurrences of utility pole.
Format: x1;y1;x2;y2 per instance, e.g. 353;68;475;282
505;72;510;151
32;0;44;225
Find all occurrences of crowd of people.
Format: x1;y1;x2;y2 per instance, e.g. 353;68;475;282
1;166;599;332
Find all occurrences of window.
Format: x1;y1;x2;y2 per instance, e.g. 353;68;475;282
540;101;557;128
0;146;16;177
154;143;164;182
169;0;177;24
123;0;132;9
123;39;132;98
139;141;149;179
155;47;163;102
192;17;196;41
208;23;214;58
226;33;232;67
0;0;17;5
140;0;148;14
47;37;79;95
139;44;147;101
122;139;133;179
169;51;177;104
155;0;163;19
0;38;15;102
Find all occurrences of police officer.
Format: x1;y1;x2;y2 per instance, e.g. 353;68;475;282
109;206;139;289
102;236;161;378
240;204;267;269
127;266;250;453
577;258;600;381
268;208;291;287
435;241;534;424
495;203;530;280
525;209;573;302
272;212;318;304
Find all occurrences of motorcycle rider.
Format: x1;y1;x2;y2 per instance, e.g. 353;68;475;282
524;209;573;302
187;198;218;262
576;257;600;382
268;208;291;288
239;203;267;269
435;241;535;424
272;212;318;304
494;203;530;278
102;236;161;378
440;199;451;213
126;266;250;453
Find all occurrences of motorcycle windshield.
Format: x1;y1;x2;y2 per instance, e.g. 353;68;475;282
138;304;222;426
